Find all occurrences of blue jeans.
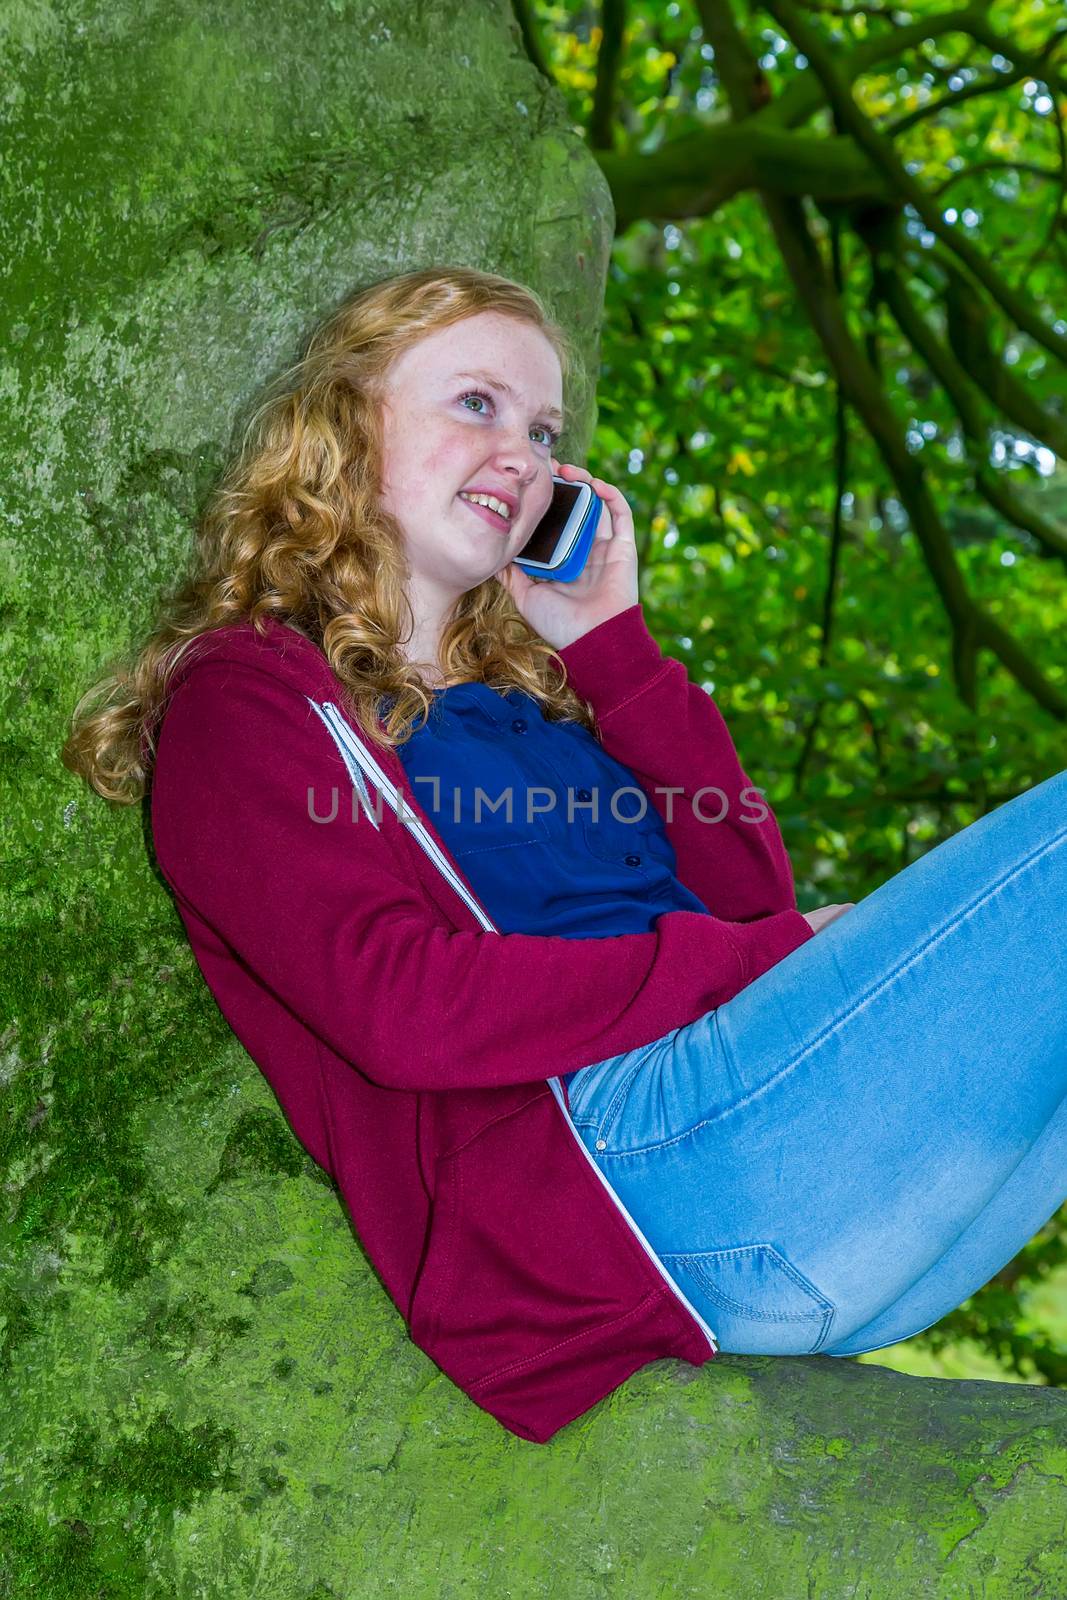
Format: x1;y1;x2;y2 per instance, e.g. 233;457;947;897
565;767;1067;1357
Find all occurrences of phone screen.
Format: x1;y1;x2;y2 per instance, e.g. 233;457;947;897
515;480;585;565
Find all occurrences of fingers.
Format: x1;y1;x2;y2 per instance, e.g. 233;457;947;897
552;459;628;536
556;460;620;508
555;458;609;495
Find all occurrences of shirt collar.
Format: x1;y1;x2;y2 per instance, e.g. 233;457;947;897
437;681;530;726
381;682;531;729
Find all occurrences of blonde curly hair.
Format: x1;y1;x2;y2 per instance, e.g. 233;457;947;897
61;265;601;805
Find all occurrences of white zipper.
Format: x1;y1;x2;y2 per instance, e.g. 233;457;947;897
308;702;381;828
306;695;719;1355
544;1076;719;1351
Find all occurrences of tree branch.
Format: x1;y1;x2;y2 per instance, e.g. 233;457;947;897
958;14;1067;97
859;220;1067;566
1022;66;1067;278
510;0;554;85
590;0;628;153
932;159;1063;197
596;122;886;229
794;208;852;794
763;5;987;130
936;249;1067;461
694;0;1067;721
761;0;1067;366
886;62;1035;140
793;0;910;17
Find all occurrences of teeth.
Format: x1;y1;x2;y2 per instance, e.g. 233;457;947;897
460;491;511;520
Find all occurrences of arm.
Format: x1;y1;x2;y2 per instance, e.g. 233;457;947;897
151;659;814;1095
557;604;802;923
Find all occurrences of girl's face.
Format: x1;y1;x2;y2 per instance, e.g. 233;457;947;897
377;309;564;602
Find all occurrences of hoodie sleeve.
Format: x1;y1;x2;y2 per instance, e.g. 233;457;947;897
556;604;804;924
151;658;814;1094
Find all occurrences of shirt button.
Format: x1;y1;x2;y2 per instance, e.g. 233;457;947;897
625;853;642;867
595;1138;607;1151
511;718;527;734
577;787;592;802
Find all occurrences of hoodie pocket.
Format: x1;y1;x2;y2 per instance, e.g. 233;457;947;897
406;1090;670;1390
408;1146;462;1350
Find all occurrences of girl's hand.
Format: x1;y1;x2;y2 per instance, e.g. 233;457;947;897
802;903;855;934
494;457;640;652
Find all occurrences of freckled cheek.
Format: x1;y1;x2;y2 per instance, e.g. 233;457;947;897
419;438;471;494
529;486;553;526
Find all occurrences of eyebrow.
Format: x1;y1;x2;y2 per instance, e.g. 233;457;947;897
451;369;565;427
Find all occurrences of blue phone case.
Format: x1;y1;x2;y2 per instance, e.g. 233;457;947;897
513;485;602;583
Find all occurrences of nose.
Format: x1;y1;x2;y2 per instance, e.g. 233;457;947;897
492;431;541;483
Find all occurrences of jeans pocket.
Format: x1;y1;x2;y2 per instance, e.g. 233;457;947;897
566;1040;665;1139
658;1243;836;1355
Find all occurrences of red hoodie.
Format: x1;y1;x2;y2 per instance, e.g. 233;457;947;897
148;602;814;1442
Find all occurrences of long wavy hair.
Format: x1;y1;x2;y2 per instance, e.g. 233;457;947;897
61;266;602;805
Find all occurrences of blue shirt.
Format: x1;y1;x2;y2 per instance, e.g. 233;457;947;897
387;682;713;1085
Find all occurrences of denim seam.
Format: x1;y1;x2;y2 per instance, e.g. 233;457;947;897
661;1244;834;1324
598;818;1067;1159
595;1044;663;1144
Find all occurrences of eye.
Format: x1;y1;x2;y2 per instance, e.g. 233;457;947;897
458;389;561;448
459;388;492;417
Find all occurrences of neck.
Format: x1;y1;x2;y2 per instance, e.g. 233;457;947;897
401;571;469;687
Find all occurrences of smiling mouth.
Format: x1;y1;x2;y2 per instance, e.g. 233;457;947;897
458;495;513;533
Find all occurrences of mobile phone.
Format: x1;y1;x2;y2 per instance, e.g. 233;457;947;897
513;475;602;582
